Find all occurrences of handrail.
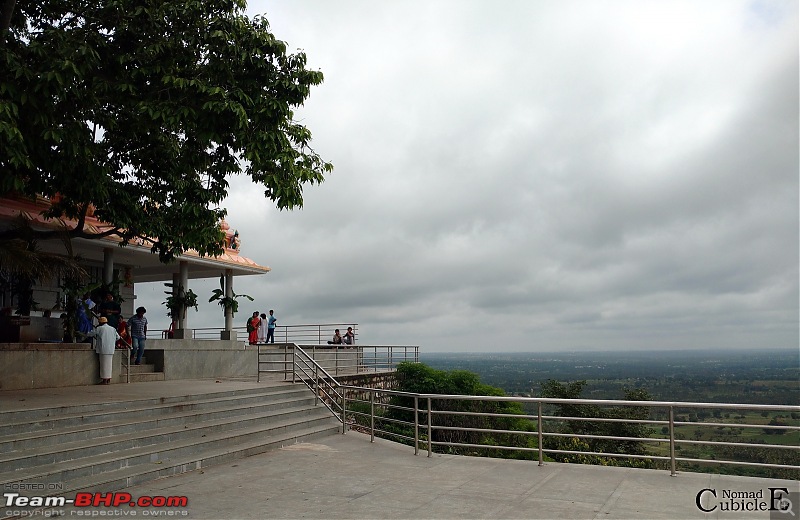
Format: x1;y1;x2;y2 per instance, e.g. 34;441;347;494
157;323;360;343
257;343;418;379
290;346;346;431
275;351;798;477
119;341;131;384
337;384;800;477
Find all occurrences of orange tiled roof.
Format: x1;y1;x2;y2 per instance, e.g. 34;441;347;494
0;195;270;273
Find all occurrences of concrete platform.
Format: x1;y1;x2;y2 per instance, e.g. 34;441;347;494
2;379;798;519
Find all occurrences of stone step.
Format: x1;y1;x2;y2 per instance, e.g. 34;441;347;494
4;421;339;513
0;384;307;436
121;363;156;373
0;382;341;520
0;393;318;456
0;385;286;423
0;409;339;488
124;372;165;383
0;403;327;473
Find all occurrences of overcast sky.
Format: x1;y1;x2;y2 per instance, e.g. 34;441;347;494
138;0;798;353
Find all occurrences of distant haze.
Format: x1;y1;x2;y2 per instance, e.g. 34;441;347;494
137;0;799;353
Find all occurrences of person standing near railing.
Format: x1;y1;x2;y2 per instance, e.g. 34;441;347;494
258;313;267;343
80;317;121;385
266;309;277;343
247;311;260;345
128;307;148;365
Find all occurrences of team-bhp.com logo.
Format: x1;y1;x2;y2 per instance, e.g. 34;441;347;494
4;492;188;516
695;487;797;517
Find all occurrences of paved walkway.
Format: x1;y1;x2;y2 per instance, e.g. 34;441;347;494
49;434;798;520
2;380;798;519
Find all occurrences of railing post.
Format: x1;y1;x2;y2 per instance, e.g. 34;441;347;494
414;396;419;456
314;362;319;406
341;387;347;434
669;406;677;477
427;397;432;458
537;402;543;466
318;324;321;345
370;391;375;443
290;345;295;383
257;344;261;383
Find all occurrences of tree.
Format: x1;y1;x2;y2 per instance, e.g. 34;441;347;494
0;1;331;261
0;217;86;315
380;362;535;458
539;379;655;467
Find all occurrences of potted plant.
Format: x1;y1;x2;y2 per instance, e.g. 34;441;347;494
163;282;199;321
208;275;252;317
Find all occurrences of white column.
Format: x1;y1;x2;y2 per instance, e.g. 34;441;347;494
224;269;233;331
172;272;180;329
220;269;236;341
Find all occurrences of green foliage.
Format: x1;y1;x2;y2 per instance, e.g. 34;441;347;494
421;352;798;477
59;274;90;342
387;362;536;458
539;379;655;467
0;218;87;316
208;274;252;317
1;1;332;262
163;282;198;319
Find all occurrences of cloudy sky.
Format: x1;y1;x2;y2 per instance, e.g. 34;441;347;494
138;0;798;353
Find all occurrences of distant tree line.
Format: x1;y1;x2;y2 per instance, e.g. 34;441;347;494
349;362;655;468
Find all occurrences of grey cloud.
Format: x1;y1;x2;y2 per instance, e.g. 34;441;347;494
133;0;798;352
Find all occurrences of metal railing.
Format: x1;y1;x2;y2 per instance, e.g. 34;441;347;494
256;344;419;381
118;341;131;384
285;353;799;477
154;323;359;343
291;346;347;433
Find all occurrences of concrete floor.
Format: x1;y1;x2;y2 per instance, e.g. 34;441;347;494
41;433;798;520
2;379;798;520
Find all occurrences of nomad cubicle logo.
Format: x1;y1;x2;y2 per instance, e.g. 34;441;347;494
695;487;797;517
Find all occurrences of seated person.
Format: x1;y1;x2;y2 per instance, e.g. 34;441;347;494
343;327;355;345
327;329;342;345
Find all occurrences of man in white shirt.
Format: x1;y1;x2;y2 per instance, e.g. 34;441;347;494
83;317;121;385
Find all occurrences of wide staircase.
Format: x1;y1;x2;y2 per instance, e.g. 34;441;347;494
0;383;340;514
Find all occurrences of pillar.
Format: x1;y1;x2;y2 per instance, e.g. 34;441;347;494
172;265;190;340
103;248;114;285
220;269;237;341
170;272;181;338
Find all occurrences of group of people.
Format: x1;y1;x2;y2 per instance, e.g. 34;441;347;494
78;293;148;385
244;311;355;347
327;327;355;346
247;309;277;345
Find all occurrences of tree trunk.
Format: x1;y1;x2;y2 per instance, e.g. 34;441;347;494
0;0;16;46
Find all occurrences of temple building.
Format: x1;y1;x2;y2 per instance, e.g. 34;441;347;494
0;194;270;341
